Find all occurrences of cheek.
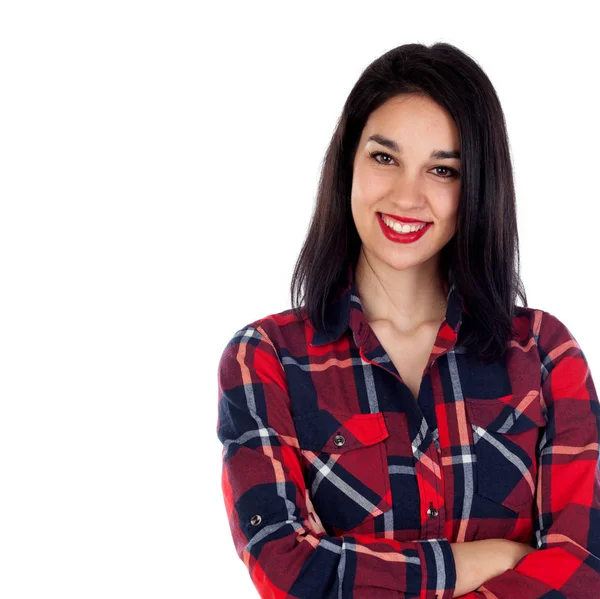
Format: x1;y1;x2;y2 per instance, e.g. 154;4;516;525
350;172;370;217
351;161;388;203
442;205;460;239
350;167;367;205
435;192;460;222
449;200;460;227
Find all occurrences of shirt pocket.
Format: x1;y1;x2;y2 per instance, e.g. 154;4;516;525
292;409;393;531
464;391;547;513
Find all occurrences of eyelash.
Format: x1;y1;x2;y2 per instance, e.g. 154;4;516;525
368;151;460;179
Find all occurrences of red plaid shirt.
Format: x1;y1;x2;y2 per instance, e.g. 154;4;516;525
216;263;600;598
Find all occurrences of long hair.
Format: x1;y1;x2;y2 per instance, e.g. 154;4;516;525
290;42;528;364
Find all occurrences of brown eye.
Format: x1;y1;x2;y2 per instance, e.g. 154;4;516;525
369;152;460;178
432;166;460;178
369;151;396;165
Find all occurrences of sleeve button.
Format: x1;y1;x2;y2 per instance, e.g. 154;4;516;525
250;514;262;526
333;434;345;447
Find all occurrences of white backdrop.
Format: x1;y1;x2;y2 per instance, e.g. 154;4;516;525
0;1;598;597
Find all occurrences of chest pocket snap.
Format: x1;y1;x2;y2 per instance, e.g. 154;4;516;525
465;391;547;513
292;409;393;532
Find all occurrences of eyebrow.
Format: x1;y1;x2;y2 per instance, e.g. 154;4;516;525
366;134;461;160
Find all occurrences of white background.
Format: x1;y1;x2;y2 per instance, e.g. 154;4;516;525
1;1;598;597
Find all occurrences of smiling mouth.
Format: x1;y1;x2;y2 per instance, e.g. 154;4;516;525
378;213;433;232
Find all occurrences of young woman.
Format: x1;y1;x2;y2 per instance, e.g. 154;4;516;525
216;42;600;598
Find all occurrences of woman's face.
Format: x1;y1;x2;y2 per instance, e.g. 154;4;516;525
351;93;461;274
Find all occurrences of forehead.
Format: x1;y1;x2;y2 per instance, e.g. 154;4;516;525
362;94;459;145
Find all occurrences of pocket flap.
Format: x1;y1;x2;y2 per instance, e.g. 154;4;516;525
465;390;547;434
292;410;389;453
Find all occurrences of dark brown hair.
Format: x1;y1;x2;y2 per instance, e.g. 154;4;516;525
290;42;527;363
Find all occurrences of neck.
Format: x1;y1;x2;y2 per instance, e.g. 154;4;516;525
354;248;448;334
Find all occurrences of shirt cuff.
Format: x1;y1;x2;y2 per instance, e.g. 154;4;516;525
419;538;457;599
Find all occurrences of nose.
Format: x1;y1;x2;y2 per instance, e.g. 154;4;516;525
390;174;427;207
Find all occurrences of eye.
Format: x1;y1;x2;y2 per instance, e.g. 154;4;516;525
431;166;460;179
369;151;397;165
369;152;460;179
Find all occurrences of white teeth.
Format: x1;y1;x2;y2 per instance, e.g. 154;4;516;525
381;215;428;233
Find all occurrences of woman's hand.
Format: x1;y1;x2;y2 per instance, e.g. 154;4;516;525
450;538;536;597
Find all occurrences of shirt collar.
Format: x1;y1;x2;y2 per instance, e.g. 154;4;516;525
310;262;467;347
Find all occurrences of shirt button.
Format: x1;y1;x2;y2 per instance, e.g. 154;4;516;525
250;514;262;526
333;434;345;447
427;504;439;518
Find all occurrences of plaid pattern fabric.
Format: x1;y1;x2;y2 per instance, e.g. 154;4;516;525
216;263;600;598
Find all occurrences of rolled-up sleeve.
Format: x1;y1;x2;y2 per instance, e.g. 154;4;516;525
216;322;456;599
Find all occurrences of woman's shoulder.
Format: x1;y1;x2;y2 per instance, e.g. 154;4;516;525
513;303;584;359
219;305;311;357
514;303;573;332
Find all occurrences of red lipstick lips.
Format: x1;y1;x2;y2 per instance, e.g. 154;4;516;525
377;212;433;244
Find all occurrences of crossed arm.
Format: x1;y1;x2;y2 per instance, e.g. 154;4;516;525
217;312;600;598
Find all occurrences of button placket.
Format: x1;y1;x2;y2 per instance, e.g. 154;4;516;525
420;443;445;538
